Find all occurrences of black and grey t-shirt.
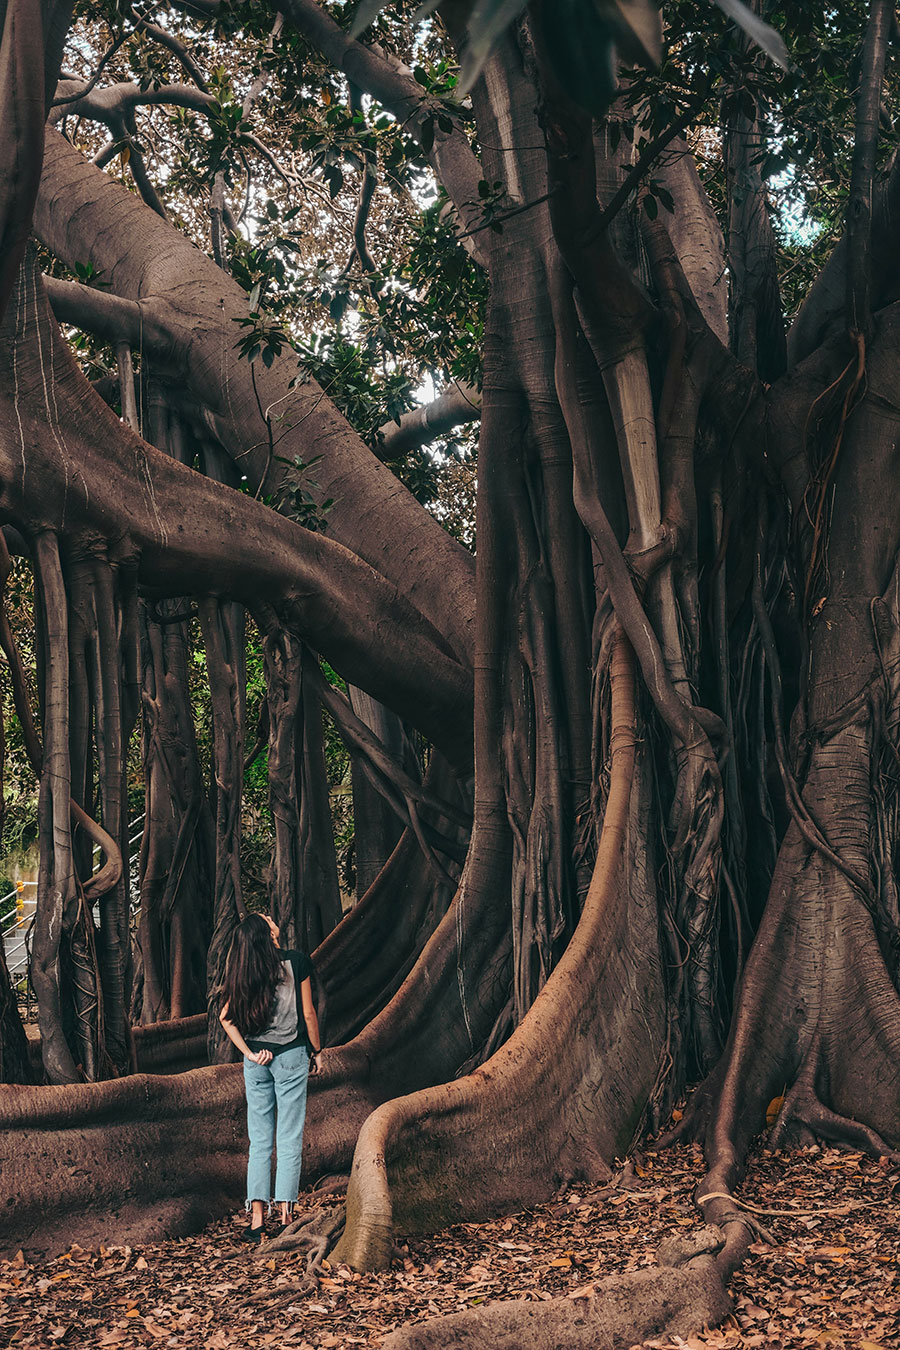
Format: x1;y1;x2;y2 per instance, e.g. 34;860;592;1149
245;948;313;1056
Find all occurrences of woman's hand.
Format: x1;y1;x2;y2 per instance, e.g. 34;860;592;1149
309;1049;321;1075
248;1048;273;1066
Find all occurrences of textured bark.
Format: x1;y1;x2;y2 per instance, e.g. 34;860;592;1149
264;630;342;954
333;635;664;1270
33;128;476;669
138;604;214;1023
697;305;900;1264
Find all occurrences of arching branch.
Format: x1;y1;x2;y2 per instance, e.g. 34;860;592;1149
35;127;477;668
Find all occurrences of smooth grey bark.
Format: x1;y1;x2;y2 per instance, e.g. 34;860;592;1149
376;383;481;458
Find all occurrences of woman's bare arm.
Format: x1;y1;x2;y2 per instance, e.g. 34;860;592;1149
219;1000;272;1065
300;978;321;1057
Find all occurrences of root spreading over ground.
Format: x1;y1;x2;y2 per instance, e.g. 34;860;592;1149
2;1145;896;1349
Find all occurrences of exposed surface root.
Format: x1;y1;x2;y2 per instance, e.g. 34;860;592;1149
771;1085;900;1162
379;1229;730;1350
254;1203;346;1285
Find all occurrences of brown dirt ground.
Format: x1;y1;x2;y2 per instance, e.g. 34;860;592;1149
2;1144;897;1349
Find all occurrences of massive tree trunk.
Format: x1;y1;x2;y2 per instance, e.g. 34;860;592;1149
3;14;900;1340
697;308;900;1259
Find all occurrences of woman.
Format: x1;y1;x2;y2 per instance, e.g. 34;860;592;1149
219;913;322;1243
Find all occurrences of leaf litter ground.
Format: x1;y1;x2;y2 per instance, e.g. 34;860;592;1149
2;1144;897;1349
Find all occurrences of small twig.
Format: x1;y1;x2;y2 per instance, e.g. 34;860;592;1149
589;80;715;239
458;188;558;238
51;3;158;107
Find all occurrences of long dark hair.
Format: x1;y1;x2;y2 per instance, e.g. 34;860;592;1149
221;914;282;1037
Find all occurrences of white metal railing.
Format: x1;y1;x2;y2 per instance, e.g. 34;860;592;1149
1;813;145;979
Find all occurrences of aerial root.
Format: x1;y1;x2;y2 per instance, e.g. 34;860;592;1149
310;1172;351;1197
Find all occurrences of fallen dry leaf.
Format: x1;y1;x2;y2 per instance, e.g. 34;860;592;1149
1;1145;895;1350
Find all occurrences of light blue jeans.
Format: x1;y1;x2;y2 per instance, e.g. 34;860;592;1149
243;1045;310;1205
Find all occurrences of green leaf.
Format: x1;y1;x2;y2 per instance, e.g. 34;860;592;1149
711;0;788;69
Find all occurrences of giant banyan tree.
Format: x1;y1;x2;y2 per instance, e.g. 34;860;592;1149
2;0;900;1336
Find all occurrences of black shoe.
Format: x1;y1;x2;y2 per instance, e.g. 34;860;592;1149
238;1224;263;1245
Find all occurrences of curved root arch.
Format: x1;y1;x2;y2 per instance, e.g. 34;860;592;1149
332;633;667;1270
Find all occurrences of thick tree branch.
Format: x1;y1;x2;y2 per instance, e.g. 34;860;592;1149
722;4;786;382
35;128;476;667
165;0;219;14
787;146;900;366
376;381;481;456
0;0;72;320
592;79;714;237
132;14;209;92
53;77;215;121
51;5;153;108
276;0;489;266
1;258;474;771
653;137;728;346
43;273;164;348
351;164;378;273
